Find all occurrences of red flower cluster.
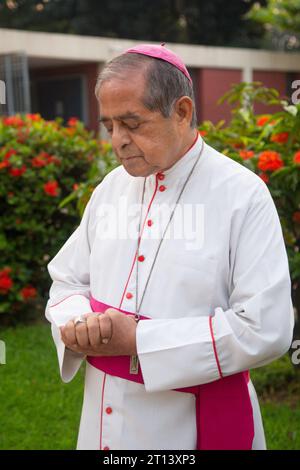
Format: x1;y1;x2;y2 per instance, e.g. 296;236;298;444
293;211;300;224
9;165;27;177
0;149;17;169
257;115;271;127
239;150;254;160
31;152;60;168
16;128;30;144
26;114;41;121
43;180;60;197
67;117;79;127
0;149;28;176
270;132;289;144
259;173;270;184
4;149;17;160
232;142;245;149
20;285;37;300
293;151;300;164
0;267;13;294
258;151;284;172
3;116;24;127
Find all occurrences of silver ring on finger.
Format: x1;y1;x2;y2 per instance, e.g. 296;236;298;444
74;314;87;326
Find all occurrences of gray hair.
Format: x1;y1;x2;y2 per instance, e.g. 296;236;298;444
95;53;197;128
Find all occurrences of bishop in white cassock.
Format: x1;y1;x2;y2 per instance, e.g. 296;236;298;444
45;44;294;450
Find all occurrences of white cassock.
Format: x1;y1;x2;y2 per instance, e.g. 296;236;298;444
45;134;294;450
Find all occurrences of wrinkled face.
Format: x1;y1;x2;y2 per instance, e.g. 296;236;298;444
97;71;192;177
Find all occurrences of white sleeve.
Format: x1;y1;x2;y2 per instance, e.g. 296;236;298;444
136;191;294;392
45;192;96;383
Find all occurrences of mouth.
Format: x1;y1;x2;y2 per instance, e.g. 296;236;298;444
121;156;142;161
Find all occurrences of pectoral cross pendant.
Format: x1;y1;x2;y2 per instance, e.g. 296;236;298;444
130;354;139;375
130;315;140;375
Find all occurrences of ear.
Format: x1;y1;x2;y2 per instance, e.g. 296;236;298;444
174;96;194;127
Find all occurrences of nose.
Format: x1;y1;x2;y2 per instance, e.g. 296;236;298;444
111;122;131;152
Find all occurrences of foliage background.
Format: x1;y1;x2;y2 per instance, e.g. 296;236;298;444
0;114;117;324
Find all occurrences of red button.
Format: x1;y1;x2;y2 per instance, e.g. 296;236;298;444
106;407;113;415
147;220;153;227
157;173;165;180
159;185;166;192
126;292;133;299
138;255;145;262
103;446;110;451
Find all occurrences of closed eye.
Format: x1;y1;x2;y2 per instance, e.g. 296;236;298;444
106;127;113;134
101;118;142;135
123;121;140;131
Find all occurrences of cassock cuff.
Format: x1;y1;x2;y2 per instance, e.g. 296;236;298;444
47;293;92;327
47;294;91;382
136;316;221;392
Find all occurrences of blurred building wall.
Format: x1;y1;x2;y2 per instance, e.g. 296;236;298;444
1;28;300;133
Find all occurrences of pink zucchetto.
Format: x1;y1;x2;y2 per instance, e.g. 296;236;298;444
124;43;192;84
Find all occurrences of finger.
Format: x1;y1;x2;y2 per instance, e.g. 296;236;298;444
99;313;113;344
82;312;98;320
63;320;77;346
86;315;102;348
60;321;74;346
66;343;80;353
60;326;67;345
75;322;90;348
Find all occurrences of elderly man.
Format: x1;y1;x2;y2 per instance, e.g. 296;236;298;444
46;44;294;450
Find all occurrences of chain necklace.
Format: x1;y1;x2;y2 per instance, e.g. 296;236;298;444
129;139;204;374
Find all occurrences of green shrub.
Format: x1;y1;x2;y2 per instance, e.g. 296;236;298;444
0;114;117;323
251;354;299;396
198;83;300;287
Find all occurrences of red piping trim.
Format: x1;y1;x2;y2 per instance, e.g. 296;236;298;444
99;373;107;450
101;175;159;448
209;316;223;380
118;252;138;310
186;131;199;154
118;176;159;309
118;132;199;310
49;293;88;309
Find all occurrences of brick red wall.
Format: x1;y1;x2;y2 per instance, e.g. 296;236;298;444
196;68;242;124
30;63;295;130
253;70;288;115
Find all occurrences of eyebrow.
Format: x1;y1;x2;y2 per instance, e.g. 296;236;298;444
98;112;141;123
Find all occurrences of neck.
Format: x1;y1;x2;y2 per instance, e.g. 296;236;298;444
162;128;198;172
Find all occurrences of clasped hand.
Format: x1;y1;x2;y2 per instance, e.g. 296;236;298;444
60;309;138;357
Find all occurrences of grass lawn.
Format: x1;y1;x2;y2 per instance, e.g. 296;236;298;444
0;322;299;450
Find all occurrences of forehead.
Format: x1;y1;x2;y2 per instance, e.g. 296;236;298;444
98;74;147;117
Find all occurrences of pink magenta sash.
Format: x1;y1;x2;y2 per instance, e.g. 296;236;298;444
87;296;254;450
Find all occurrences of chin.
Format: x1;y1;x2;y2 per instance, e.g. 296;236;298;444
122;160;154;178
124;168;151;177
